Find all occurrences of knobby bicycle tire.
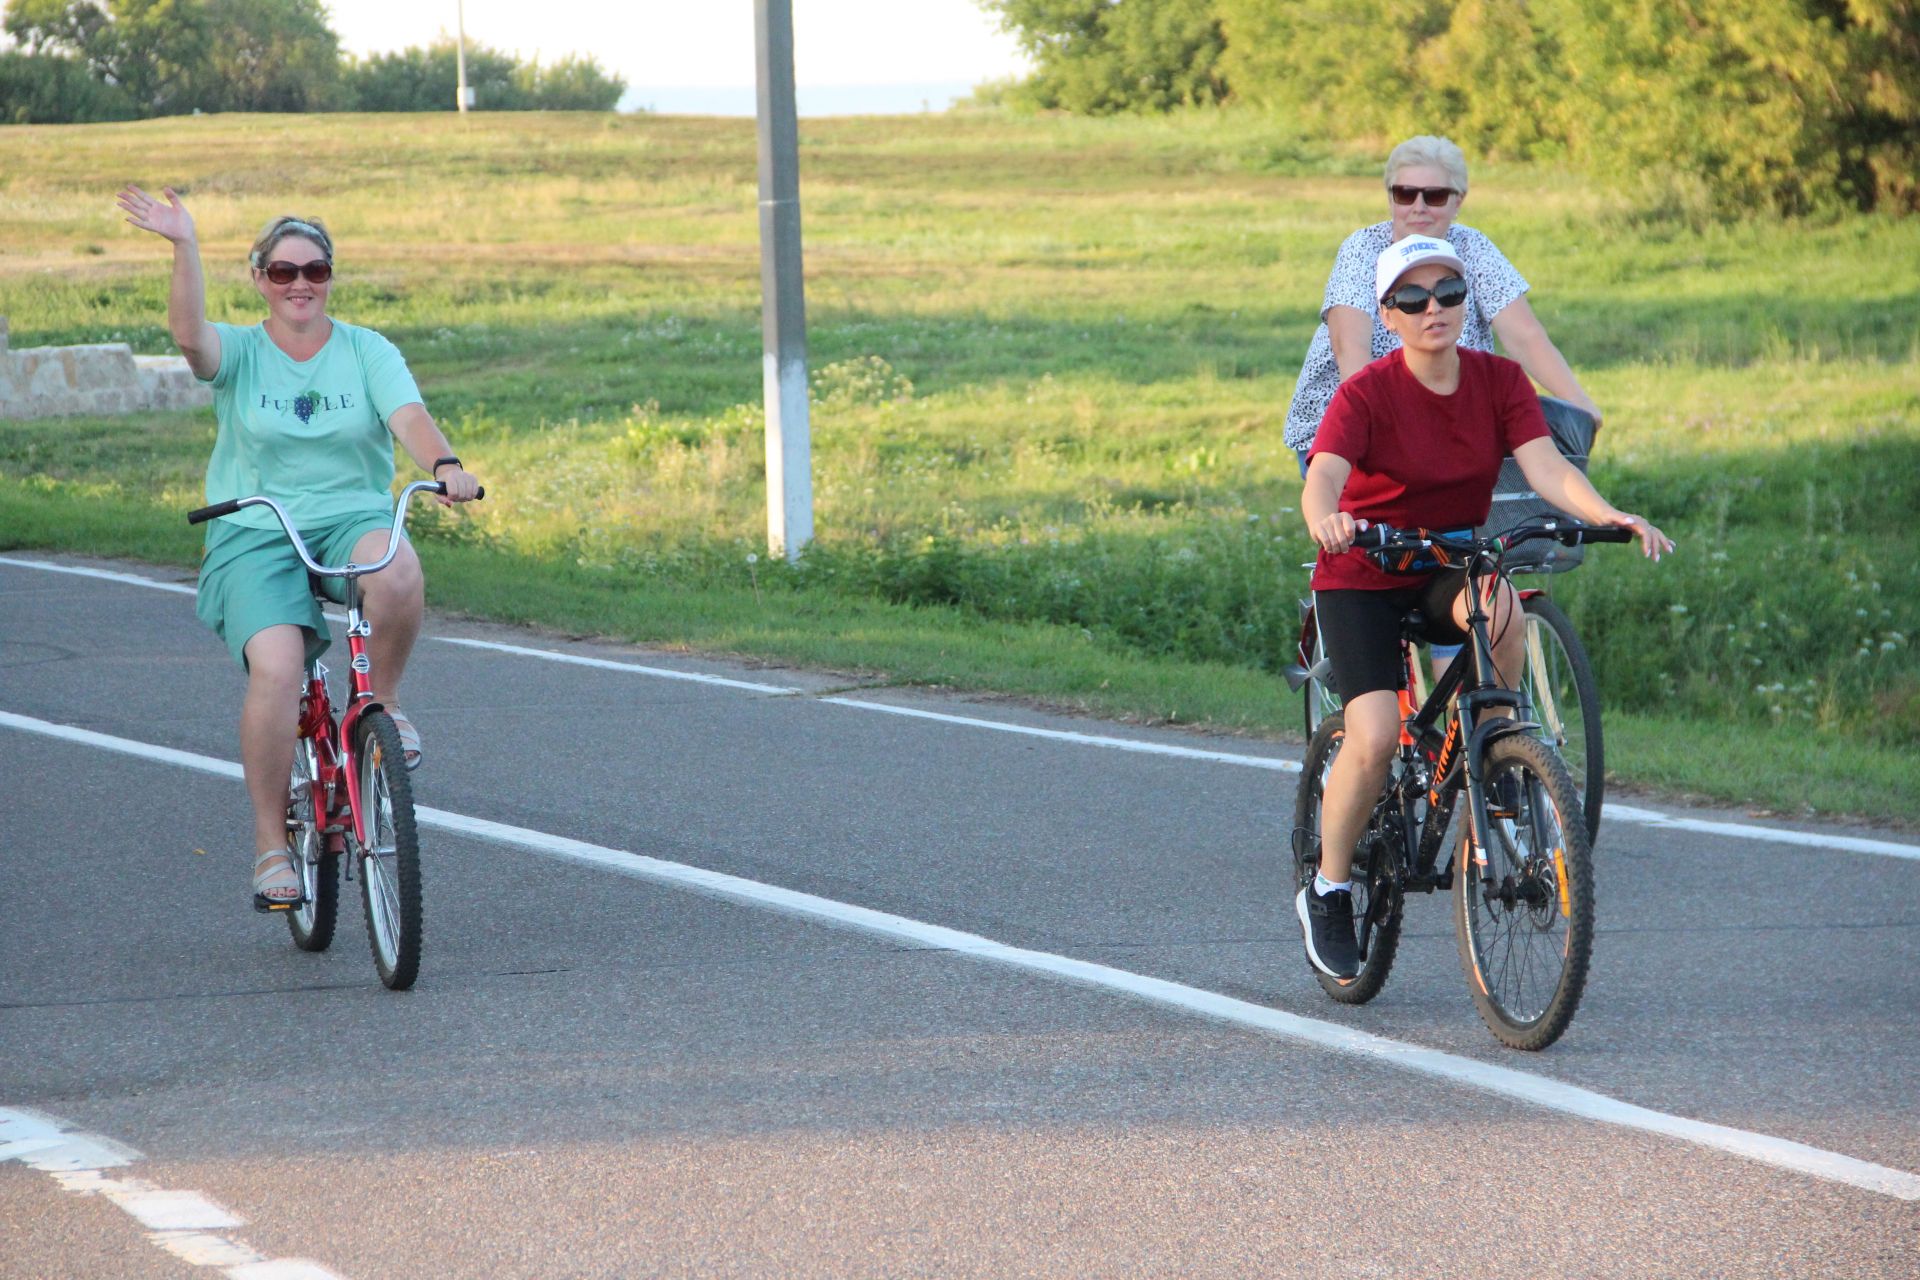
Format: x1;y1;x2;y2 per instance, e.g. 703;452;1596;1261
354;711;422;990
1520;594;1604;845
1292;712;1401;1004
1453;733;1594;1050
285;735;339;953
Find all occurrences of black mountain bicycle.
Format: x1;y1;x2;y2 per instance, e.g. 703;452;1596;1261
1291;518;1632;1050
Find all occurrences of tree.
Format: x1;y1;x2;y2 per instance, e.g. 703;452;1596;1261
1834;0;1920;210
189;0;344;113
343;38;624;112
3;0;342;115
983;0;1227;113
6;0;215;115
1423;0;1574;161
1536;0;1857;216
0;47;135;121
516;53;628;111
1215;0;1450;138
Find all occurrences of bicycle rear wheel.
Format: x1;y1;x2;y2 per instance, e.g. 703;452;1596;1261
1292;712;1400;1004
285;735;339;952
1454;734;1593;1050
1520;594;1603;844
352;711;421;990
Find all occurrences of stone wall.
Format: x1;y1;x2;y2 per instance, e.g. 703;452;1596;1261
0;316;213;421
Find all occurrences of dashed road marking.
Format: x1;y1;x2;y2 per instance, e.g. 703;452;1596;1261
0;1107;347;1278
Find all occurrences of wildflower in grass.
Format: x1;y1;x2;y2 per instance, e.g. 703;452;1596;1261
1669;604;1689;614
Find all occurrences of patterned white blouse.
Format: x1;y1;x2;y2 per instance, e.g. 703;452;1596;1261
1284;221;1529;452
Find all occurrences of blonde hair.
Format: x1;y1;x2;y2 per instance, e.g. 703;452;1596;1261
248;215;333;268
1384;136;1469;195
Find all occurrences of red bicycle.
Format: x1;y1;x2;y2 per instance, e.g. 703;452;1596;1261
188;480;478;990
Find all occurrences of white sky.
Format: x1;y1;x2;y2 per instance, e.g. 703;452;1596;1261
323;0;1031;89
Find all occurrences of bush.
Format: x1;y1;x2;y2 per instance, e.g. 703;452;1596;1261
343;39;624;112
0;49;136;123
999;0;1920;216
985;0;1227;114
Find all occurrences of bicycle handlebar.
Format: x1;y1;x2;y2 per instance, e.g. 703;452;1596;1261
1354;518;1632;561
185;480;484;578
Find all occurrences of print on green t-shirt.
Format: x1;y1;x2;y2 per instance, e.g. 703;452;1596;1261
199;320;424;532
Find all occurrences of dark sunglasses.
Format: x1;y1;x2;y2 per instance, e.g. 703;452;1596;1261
262;260;333;285
1383;275;1469;314
1389;184;1457;206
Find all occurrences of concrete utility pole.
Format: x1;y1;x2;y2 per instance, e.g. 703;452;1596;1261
754;0;813;561
455;0;471;114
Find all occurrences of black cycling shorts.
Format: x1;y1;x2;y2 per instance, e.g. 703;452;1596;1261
1315;572;1471;704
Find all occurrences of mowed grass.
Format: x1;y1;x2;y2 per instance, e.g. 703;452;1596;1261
2;111;1917;824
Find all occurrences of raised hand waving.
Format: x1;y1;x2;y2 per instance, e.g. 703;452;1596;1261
116;184;197;245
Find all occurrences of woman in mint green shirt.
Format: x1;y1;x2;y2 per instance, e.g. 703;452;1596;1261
116;184;481;910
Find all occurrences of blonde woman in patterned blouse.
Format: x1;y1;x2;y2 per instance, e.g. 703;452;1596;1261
1284;136;1602;472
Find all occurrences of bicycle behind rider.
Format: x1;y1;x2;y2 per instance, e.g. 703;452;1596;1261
116;185;481;911
1297;234;1672;981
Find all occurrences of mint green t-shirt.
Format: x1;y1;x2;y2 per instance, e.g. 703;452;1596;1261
200;320;424;530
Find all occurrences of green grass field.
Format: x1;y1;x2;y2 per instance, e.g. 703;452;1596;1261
3;110;1917;823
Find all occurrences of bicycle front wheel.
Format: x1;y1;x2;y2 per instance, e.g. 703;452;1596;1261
1293;712;1401;1004
285;735;339;952
353;711;421;990
1520;594;1603;844
1454;733;1594;1051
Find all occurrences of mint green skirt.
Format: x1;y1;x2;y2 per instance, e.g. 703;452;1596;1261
195;511;403;670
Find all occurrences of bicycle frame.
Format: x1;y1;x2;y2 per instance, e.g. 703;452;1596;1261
296;578;384;854
1349;551;1541;959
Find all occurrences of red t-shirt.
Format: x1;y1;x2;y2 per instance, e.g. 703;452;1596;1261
1308;347;1549;591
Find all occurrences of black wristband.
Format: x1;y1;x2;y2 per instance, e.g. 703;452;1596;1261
431;455;461;475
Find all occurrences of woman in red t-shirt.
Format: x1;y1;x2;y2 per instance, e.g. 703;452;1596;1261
1294;235;1672;981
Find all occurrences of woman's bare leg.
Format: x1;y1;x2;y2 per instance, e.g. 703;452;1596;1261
240;625;307;854
1314;689;1400;883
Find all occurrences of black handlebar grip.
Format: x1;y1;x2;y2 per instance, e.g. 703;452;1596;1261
1577;525;1634;544
186;499;242;525
1352;524;1394;549
432;482;485;500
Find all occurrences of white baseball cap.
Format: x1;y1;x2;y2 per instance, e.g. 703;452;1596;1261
1375;234;1467;303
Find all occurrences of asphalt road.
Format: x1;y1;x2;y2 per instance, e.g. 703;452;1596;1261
3;554;1917;1279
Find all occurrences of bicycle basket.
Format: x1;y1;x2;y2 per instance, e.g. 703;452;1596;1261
1473;395;1599;573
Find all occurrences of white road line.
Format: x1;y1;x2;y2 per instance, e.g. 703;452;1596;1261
0;1108;346;1279
1605;803;1920;861
437;636;802;695
818;696;1301;771
7;556;1920;860
3;710;1916;1203
0;555;198;596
